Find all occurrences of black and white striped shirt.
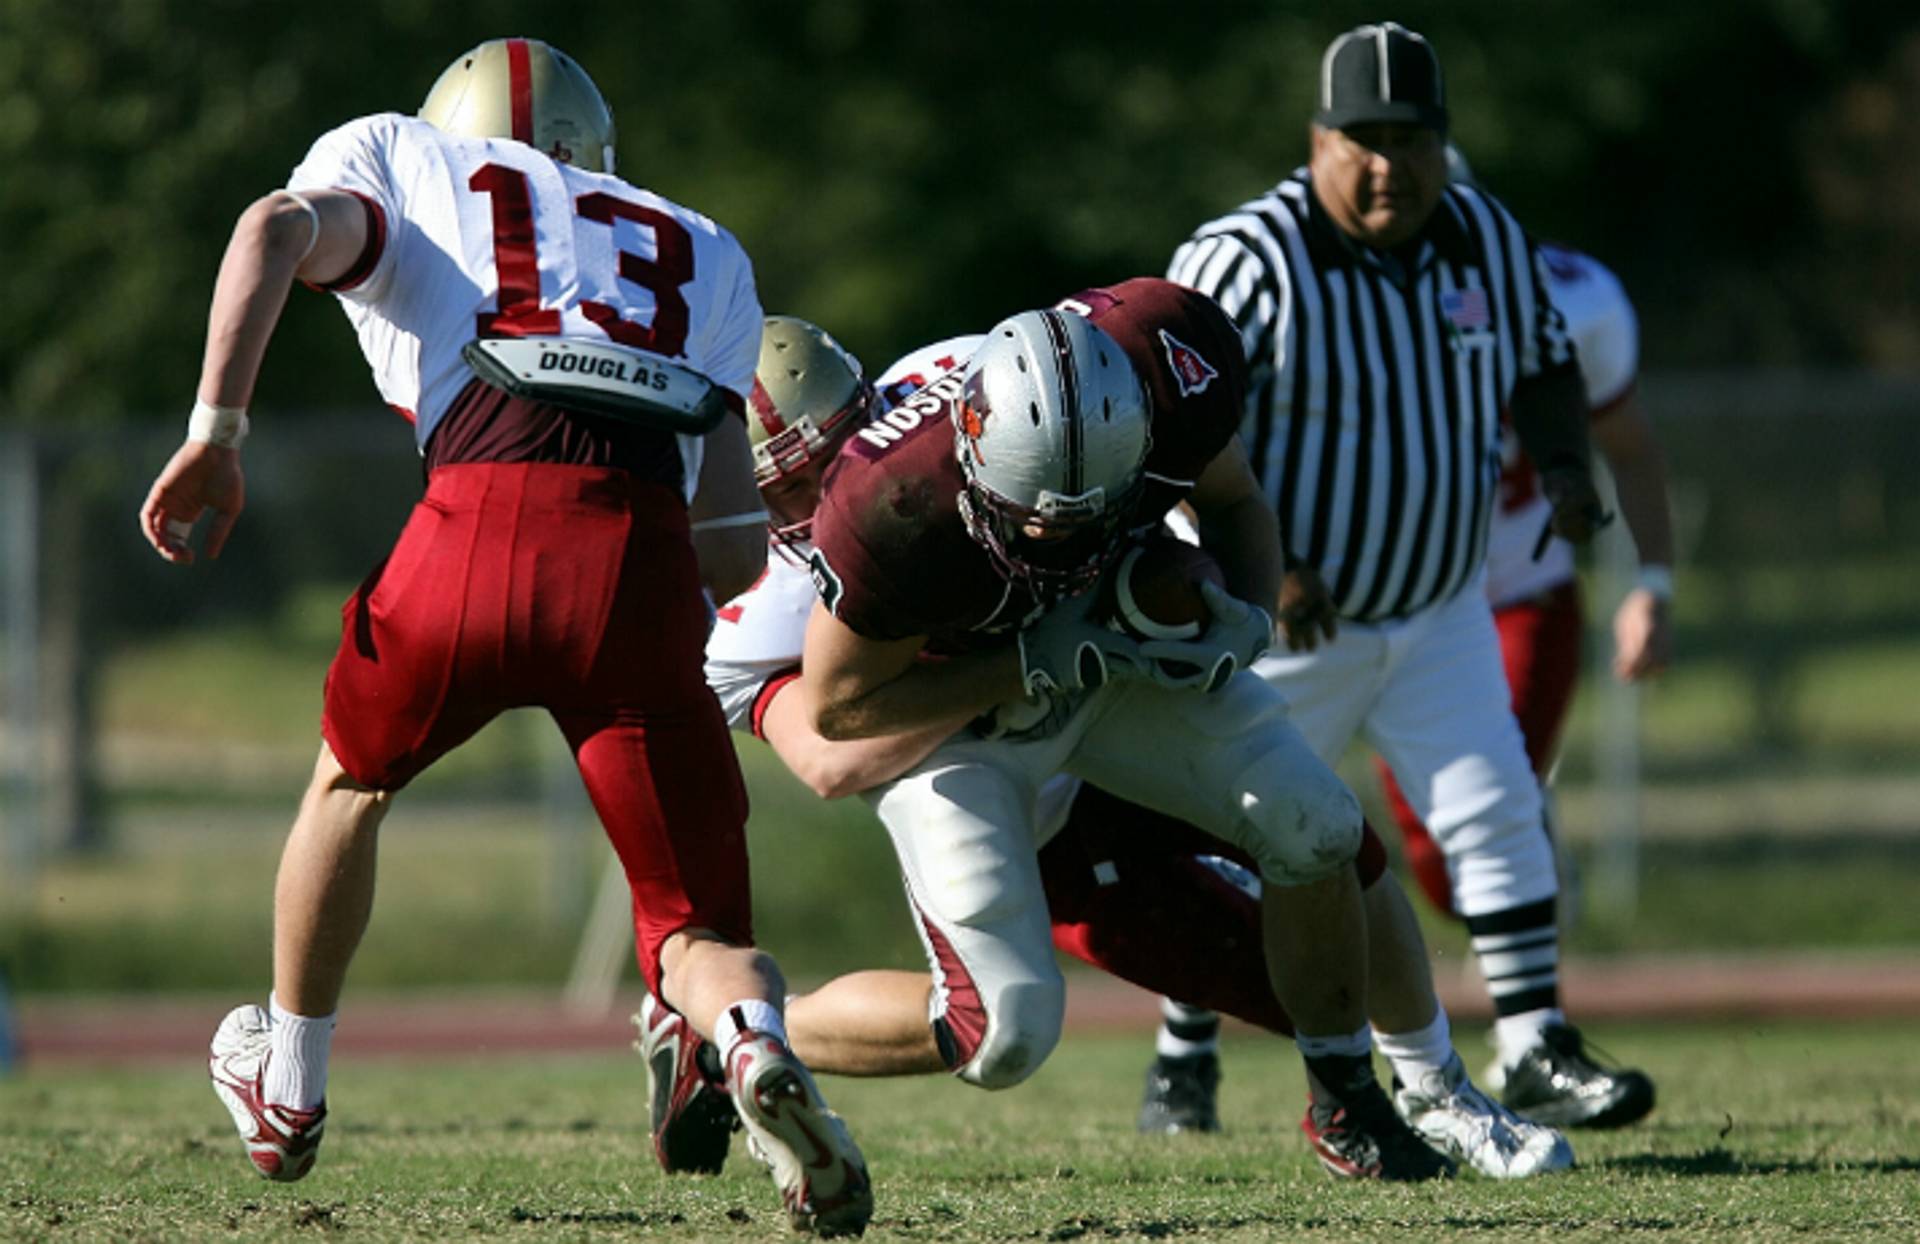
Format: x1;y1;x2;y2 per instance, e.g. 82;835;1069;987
1168;170;1575;622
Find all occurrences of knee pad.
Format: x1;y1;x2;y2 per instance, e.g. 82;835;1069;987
948;977;1065;1090
1231;749;1363;886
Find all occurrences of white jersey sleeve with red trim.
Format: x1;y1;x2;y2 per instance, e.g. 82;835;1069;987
286;113;761;461
1484;245;1640;608
703;551;819;732
1541;244;1639;412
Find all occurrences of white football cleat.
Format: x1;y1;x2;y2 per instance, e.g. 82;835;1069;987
208;1004;327;1182
726;1030;872;1236
1394;1053;1574;1179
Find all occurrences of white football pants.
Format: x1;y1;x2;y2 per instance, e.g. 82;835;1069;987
863;668;1359;1090
1252;577;1558;920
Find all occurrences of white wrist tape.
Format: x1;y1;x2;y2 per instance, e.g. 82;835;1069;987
1635;564;1674;602
187;399;250;449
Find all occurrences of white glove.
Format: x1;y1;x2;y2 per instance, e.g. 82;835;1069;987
1137;580;1274;694
1017;592;1147;695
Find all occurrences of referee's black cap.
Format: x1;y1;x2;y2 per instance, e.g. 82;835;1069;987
1314;21;1448;133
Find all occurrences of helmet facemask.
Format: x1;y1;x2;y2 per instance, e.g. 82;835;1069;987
752;385;873;556
951;310;1151;606
749;316;874;558
958;474;1143;605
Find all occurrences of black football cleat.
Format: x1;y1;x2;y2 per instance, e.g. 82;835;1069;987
1497;1023;1656;1129
1136;1052;1222;1135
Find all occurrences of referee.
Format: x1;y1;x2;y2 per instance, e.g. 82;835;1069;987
1149;21;1655;1133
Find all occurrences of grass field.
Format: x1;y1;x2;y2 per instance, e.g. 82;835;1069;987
4;1022;1917;1242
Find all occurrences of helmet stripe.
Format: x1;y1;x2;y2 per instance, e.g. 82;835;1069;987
1038;310;1083;494
506;38;534;145
747;375;785;435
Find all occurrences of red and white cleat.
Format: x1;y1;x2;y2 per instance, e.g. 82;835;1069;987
208;1004;326;1182
632;992;738;1175
727;1030;872;1237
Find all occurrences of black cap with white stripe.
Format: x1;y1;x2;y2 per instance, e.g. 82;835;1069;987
1315;21;1448;133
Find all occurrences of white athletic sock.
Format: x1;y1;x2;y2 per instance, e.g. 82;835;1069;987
1373;1009;1454;1089
714;998;788;1066
1155;1000;1221;1060
1294;1025;1372;1060
1494;1006;1565;1069
265;993;335;1111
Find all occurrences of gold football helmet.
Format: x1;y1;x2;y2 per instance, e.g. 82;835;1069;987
419;37;617;173
749;316;874;550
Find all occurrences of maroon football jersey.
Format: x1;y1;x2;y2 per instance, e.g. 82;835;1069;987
808;279;1248;648
1071;277;1248;526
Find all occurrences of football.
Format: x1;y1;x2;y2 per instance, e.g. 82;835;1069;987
1103;532;1225;641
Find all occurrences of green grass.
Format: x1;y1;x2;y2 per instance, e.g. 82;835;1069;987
3;1023;1917;1241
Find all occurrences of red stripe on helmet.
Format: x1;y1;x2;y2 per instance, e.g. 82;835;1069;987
506;38;534;145
747;376;786;434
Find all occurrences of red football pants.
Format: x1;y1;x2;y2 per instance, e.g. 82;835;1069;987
1039;782;1389;1036
1375;582;1583;918
322;463;752;989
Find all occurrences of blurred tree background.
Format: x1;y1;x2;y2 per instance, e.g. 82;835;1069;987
3;1;1918;992
2;0;1917;428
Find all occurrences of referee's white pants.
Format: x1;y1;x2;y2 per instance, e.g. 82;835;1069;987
862;670;1359;1089
1251;579;1558;920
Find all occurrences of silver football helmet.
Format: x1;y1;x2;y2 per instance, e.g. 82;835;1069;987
419;38;617;174
749;316;874;551
953;309;1151;601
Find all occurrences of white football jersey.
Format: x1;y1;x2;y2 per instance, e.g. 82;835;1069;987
704;552;819;731
873;335;982;413
287;112;762;494
1484;244;1639;608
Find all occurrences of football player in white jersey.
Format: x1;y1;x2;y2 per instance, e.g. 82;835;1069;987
658;312;1572;1182
137;38;870;1235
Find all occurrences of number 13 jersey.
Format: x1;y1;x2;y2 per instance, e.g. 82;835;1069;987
287;113;762;471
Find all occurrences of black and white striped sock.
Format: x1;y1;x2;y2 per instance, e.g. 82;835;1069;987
1155;1000;1221;1061
1466;898;1566;1066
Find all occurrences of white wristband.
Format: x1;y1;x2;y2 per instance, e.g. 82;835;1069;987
187;399;250;449
1634;564;1674;602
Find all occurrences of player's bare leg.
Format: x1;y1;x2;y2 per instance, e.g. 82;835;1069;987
785;970;945;1075
1361;871;1441;1036
1261;869;1367;1037
272;743;393;1016
210;742;390;1182
657;931;791;1034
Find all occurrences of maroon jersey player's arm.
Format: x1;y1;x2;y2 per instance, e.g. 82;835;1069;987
1188;435;1282;610
797;603;1023;742
797;374;1031;741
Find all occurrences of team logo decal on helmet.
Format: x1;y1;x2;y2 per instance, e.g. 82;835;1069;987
957;400;988;465
1159;329;1219;398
